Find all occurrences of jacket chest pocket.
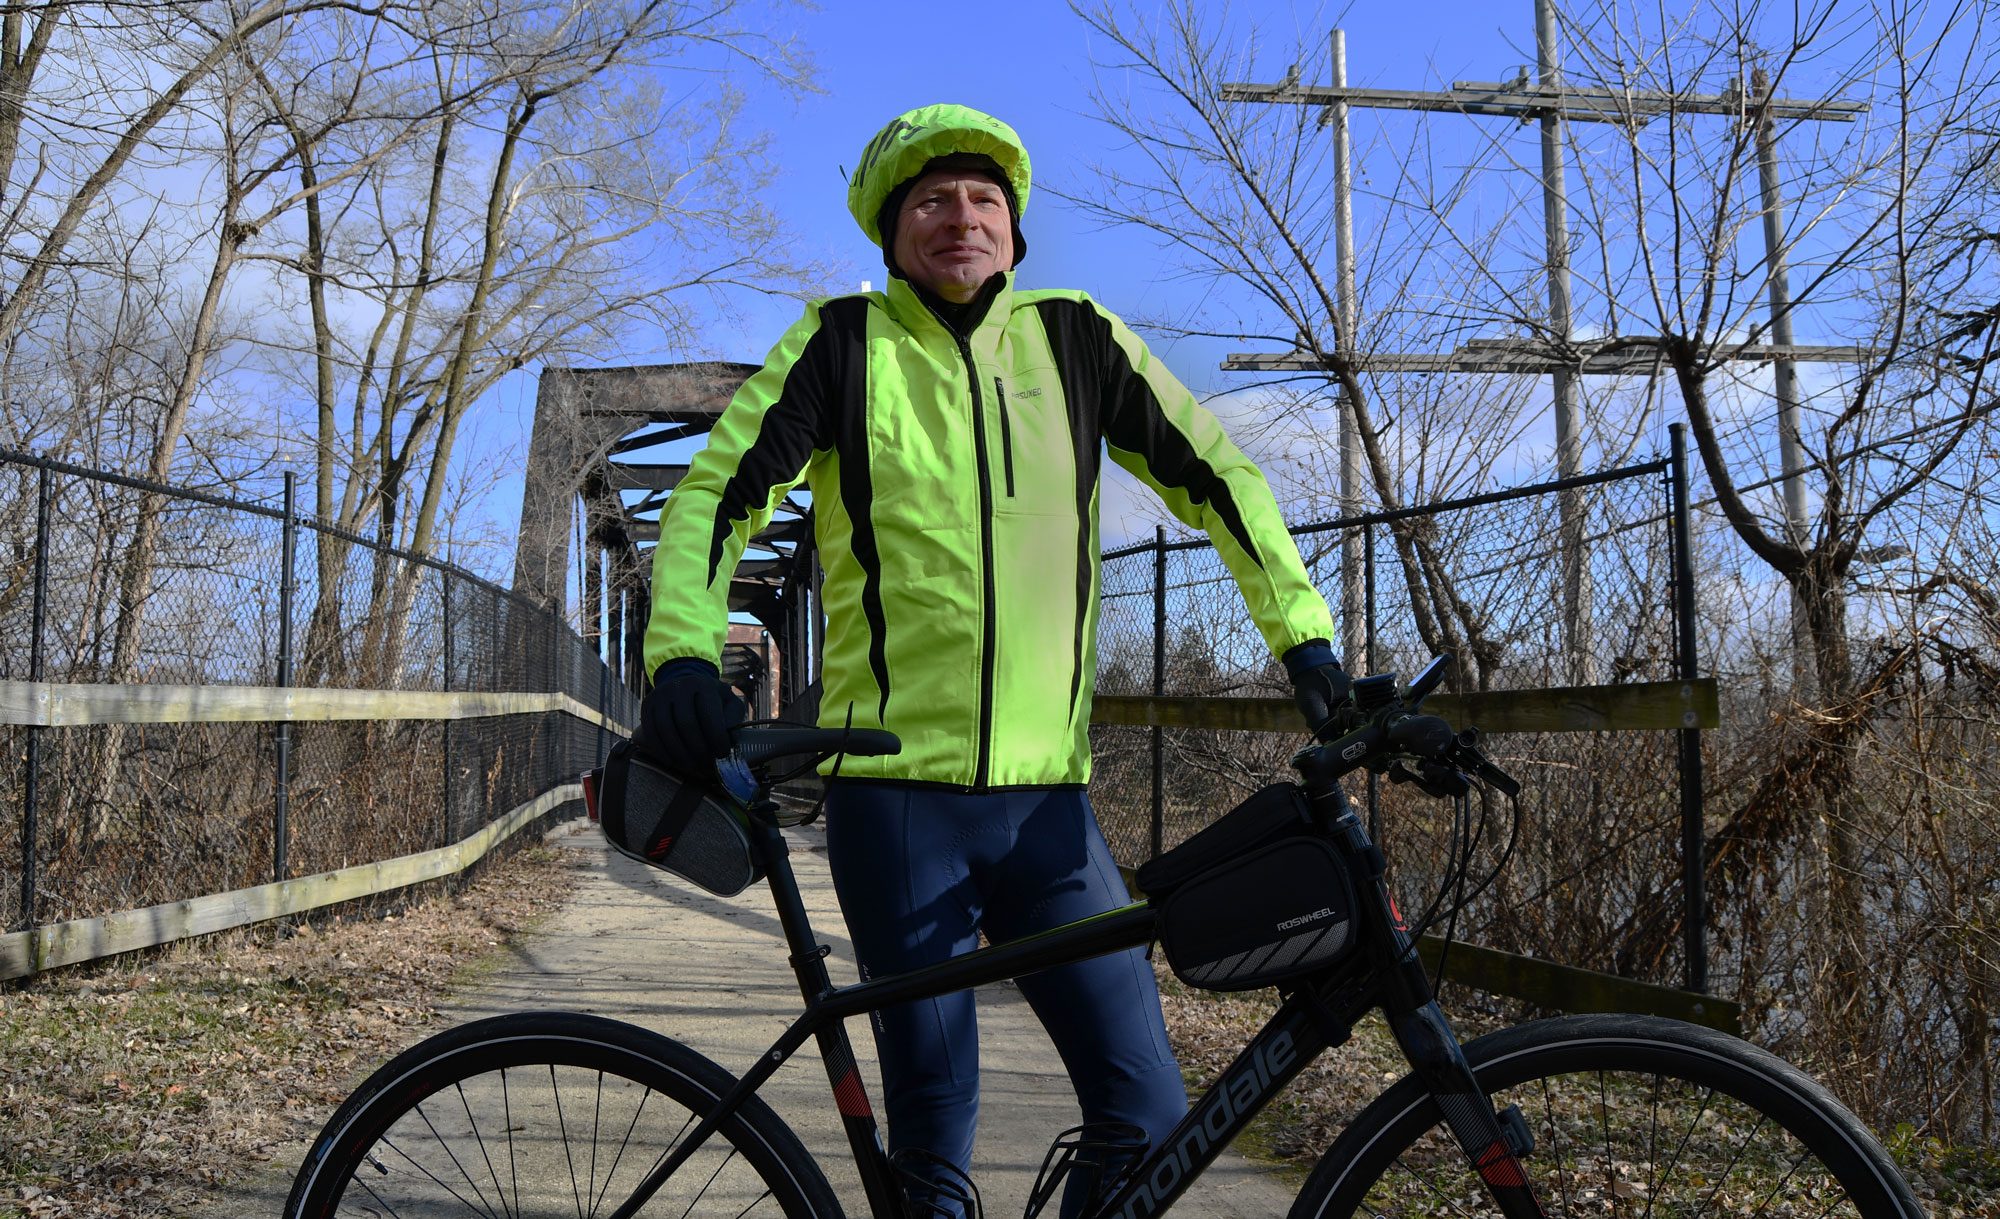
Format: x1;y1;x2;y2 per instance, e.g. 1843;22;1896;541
987;368;1075;516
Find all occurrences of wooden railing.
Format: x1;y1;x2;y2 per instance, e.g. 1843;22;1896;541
1100;678;1739;1034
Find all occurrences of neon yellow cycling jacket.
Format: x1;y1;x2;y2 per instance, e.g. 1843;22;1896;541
644;274;1334;788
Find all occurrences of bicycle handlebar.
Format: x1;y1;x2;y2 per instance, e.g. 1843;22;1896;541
1297;653;1522;799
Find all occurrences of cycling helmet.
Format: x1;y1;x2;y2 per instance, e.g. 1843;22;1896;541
848;103;1031;257
589;739;763;896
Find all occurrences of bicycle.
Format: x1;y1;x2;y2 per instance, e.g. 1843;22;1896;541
284;655;1924;1219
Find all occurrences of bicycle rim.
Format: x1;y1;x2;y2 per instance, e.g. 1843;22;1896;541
287;1012;839;1219
1297;1013;1920;1219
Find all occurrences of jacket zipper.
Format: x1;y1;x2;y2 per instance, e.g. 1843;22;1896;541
993;376;1016;496
960;338;999;788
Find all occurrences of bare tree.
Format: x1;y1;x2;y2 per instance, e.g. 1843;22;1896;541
1065;0;1563;691
1478;0;2000;1032
1068;0;2000;1141
243;0;824;682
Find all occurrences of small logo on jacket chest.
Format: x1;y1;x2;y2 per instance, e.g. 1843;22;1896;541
1011;386;1043;400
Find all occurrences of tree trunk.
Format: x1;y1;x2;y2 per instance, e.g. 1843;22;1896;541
96;211;247;836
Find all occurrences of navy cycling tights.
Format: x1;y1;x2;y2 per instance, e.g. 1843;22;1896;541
824;783;1187;1219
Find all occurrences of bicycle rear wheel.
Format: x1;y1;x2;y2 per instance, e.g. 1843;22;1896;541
1293;1013;1921;1219
286;1011;842;1219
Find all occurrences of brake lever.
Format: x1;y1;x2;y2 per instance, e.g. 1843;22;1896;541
1453;738;1522;798
1388;759;1470;799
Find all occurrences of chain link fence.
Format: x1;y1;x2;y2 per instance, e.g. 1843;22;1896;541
1089;449;1713;992
0;451;637;935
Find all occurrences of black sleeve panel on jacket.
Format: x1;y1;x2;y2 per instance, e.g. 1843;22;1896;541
707;317;844;585
1057;300;1265;569
1033;298;1108;725
817;297;893;718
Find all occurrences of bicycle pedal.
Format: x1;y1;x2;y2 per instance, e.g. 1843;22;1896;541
888;1147;984;1219
1497;1102;1535;1160
1023;1123;1149;1219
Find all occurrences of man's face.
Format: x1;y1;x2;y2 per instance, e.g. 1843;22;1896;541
891;169;1015;304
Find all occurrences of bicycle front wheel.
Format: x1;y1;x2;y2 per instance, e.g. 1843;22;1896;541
286;1011;842;1219
1294;1013;1922;1219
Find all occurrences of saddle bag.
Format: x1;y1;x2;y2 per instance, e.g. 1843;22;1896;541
1137;783;1360;992
593;739;765;897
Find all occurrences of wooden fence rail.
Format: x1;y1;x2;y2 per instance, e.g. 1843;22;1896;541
0;785;579;980
1093;678;1720;734
0;680;628;733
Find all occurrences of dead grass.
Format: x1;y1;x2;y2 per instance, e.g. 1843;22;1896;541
0;839;577;1218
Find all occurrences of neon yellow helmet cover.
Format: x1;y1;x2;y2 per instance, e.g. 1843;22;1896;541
848;103;1032;248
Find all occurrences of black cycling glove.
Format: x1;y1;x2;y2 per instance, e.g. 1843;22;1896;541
1282;639;1353;741
638;658;747;775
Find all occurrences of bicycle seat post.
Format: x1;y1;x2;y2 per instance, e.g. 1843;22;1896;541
744;800;840;1003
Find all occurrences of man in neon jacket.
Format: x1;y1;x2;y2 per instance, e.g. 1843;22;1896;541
641;104;1349;1217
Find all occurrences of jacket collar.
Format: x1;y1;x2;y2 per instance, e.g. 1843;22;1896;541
885;272;1013;342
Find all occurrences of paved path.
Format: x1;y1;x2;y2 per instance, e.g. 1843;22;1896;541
207;819;1295;1219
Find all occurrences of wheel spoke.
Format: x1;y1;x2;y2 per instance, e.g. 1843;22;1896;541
547;1062;589;1219
408;1098;505;1217
451;1079;513;1219
375;1126;505;1217
675;1146;747;1219
589;1085;656;1217
1538;1073;1576;1217
728;1189;778;1219
504;1066;520;1219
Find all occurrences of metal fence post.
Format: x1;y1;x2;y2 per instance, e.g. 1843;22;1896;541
21;464;51;930
547;603;559;796
596;625;610;763
1669;424;1707;993
1364;522;1379;839
1151;527;1166;860
442;568;454;845
274;472;296;884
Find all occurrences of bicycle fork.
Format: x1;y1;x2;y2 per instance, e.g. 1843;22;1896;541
1311;784;1549;1219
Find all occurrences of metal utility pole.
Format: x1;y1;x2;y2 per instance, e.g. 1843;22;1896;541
1753;66;1815;698
1330;29;1366;675
1222;20;1865;690
1536;0;1592;685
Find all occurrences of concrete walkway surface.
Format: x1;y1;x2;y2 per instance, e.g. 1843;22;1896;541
204;818;1296;1219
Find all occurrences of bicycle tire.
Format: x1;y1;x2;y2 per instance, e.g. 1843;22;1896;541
1291;1013;1923;1219
286;1011;844;1219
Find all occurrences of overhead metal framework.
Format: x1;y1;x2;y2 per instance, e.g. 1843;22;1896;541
1217;76;1866;125
510;363;820;715
1223;339;1883;375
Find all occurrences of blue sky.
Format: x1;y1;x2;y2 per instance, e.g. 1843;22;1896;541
707;0;1532;382
471;0;1547;568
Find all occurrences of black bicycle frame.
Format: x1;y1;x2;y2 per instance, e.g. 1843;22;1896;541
609;765;1547;1219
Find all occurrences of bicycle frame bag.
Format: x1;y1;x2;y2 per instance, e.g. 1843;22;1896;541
1134;783;1311;898
1155;837;1359;992
594;739;765;897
